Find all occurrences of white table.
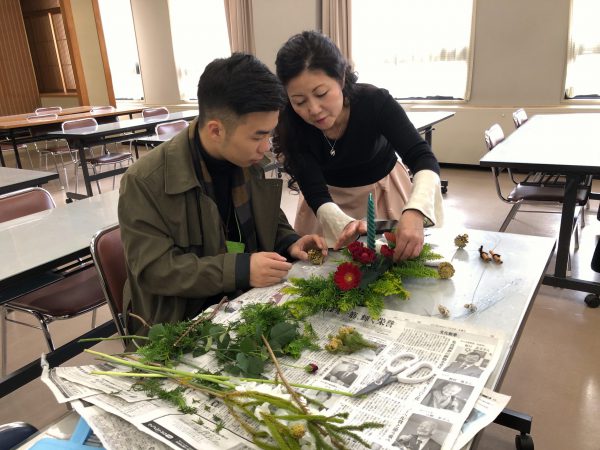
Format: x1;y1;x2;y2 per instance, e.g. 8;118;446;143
480;114;600;301
0;190;119;396
17;227;554;449
0;167;59;195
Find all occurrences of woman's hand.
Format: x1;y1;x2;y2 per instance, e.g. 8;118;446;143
288;234;328;260
333;220;367;250
393;210;425;261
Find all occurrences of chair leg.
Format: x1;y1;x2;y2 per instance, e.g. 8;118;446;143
25;146;34;169
91;309;97;328
58;153;70;190
92;165;102;194
1;306;7;377
499;203;521;232
51;154;66;190
33;314;55;352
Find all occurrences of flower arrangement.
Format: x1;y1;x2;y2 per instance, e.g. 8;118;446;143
283;232;449;320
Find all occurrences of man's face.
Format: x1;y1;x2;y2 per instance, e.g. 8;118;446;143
416;421;435;437
218;111;279;167
442;383;461;396
464;353;481;364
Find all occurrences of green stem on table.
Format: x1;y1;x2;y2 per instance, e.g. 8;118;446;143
85;349;354;397
79;335;149;343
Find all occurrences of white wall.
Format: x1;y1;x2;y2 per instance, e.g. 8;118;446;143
252;0;319;72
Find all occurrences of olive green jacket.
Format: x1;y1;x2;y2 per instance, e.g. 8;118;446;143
118;120;298;335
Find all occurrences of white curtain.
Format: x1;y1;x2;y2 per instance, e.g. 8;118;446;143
565;0;600;98
223;0;256;54
351;0;474;99
322;0;352;63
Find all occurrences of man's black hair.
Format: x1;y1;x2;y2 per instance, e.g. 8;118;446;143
197;53;286;127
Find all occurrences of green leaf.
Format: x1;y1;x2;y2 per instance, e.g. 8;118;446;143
147;324;166;341
239;337;258;353
269;322;298;349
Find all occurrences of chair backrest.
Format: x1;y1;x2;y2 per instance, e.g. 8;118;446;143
90;224;127;339
512;108;528;128
62;117;98;132
35;106;62;114
90;106;116;114
0;188;55;223
142;107;169;119
155;119;189;139
484;124;505;151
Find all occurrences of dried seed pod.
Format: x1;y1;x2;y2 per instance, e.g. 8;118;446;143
437;261;455;279
307;248;325;265
489;249;503;264
478;245;491;263
438;305;450;318
454;233;469;248
464;303;478;312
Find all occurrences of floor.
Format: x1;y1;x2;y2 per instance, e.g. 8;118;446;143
1;145;599;450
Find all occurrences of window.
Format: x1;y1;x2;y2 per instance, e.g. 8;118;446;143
351;0;474;100
168;0;230;101
565;0;600;98
22;8;76;94
97;0;144;100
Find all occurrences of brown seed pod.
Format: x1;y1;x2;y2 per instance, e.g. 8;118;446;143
478;245;491;262
454;233;469;248
307;249;325;265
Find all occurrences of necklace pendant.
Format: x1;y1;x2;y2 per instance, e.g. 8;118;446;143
330;148;336;157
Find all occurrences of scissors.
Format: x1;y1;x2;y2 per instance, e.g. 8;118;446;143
355;352;435;396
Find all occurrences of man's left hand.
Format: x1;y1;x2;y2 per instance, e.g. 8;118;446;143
288;234;328;261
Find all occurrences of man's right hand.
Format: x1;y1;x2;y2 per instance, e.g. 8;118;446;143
249;252;292;287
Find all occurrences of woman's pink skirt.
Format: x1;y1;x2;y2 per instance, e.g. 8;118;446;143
294;161;413;236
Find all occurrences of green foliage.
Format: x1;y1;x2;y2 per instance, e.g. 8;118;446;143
283;244;444;320
325;326;378;354
135;303;318;378
217;303;319;377
135;378;197;414
138;320;226;366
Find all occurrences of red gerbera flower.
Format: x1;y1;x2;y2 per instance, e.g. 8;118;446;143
333;262;362;291
356;248;376;264
380;244;394;259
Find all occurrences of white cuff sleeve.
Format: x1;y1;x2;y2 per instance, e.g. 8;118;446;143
316;202;355;248
402;169;444;227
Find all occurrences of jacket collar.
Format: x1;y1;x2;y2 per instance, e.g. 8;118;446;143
164;118;202;195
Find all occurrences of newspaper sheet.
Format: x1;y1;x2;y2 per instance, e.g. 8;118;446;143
42;282;506;450
453;389;511;450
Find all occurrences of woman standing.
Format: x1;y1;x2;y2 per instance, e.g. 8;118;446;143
274;31;443;261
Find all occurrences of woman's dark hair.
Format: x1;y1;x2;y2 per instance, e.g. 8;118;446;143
273;31;358;191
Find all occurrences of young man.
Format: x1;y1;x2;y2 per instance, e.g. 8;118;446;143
118;53;326;337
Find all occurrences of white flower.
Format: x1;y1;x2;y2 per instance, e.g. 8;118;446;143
254;402;271;421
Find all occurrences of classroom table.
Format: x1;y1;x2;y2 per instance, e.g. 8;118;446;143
0;190;120;397
0;167;59;195
480;113;600;300
46;110;198;200
0;106;144;168
15;227;554;449
407;111;455;193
